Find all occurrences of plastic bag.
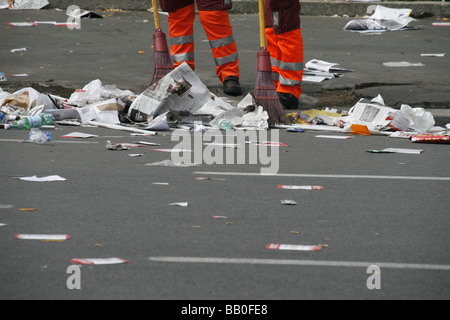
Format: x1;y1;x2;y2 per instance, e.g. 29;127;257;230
400;104;435;132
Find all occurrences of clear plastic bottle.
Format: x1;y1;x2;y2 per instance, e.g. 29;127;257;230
218;119;233;131
4;114;54;130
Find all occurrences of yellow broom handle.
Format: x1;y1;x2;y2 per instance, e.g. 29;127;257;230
259;0;267;48
152;0;161;30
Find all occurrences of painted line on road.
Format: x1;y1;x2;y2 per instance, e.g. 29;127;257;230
194;171;450;182
148;257;450;271
0;139;98;144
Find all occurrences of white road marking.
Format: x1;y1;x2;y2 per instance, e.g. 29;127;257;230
148;256;450;271
194;171;450;181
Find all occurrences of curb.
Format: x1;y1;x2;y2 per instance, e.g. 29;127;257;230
46;1;450;18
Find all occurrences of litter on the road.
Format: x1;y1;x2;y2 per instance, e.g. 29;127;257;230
278;185;324;190
315;135;353;140
411;134;450;144
70;257;131;265
366;148;423;154
344;5;416;33
281;200;298;206
383;62;425;67
61;132;100;139
1;0;49;10
0;205;14;209
303;59;353;83
106;141;130;151
13;175;67;182
421;53;445;58
0;223;7;227
266;243;323;251
15;234;70;241
146;160;199;167
169;202;189;207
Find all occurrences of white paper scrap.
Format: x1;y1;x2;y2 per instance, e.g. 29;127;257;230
0;223;7;227
382;148;423;154
61;132;99;139
421;53;445;57
383;62;425;67
278;185;324;190
70;257;130;265
266;243;323;251
315;135;353;139
169;202;189;207
15;234;70;240
0;205;14;209
14;175;67;182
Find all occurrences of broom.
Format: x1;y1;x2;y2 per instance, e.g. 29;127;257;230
253;0;290;126
150;0;174;86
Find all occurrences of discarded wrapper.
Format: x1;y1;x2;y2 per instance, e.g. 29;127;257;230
266;243;323;251
411;134;450;144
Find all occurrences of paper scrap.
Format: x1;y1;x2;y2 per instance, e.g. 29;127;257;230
70;257;131;265
315;135;353;139
168;202;189;207
61;132;99;139
281;200;298;205
15;234;70;240
0;205;14;209
212;215;228;219
10;47;27;53
432;22;450;27
383;62;425;67
266;243;323;251
278;185;324;190
14;175;67;182
421;53;445;57
0;223;7;227
367;148;423;154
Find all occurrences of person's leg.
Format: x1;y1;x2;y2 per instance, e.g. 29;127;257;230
165;2;196;70
198;9;242;96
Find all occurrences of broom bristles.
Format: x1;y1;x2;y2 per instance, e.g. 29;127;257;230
253;48;291;126
150;29;174;86
150;51;174;86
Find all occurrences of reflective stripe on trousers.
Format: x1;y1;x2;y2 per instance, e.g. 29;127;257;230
265;27;304;98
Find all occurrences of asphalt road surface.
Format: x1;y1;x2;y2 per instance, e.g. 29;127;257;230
1;9;450;303
0;126;449;301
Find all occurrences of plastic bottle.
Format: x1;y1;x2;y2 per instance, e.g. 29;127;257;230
4;114;54;130
28;128;52;144
218;119;233;131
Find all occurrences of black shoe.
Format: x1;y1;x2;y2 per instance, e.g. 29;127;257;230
278;92;299;110
223;76;242;96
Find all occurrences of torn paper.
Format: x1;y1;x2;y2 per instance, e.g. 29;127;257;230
14;175;67;182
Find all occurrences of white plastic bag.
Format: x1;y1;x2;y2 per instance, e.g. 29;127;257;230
400;104;435;132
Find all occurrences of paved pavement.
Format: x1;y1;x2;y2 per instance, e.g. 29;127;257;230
1;9;450;302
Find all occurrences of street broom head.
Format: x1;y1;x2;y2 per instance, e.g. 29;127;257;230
150;29;174;86
253;48;290;126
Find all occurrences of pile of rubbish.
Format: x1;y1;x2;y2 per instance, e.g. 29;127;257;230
0;63;270;136
1;62;449;144
282;95;449;144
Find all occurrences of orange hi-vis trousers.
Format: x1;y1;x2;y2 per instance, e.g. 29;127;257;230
265;28;304;99
264;0;303;99
166;3;240;83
